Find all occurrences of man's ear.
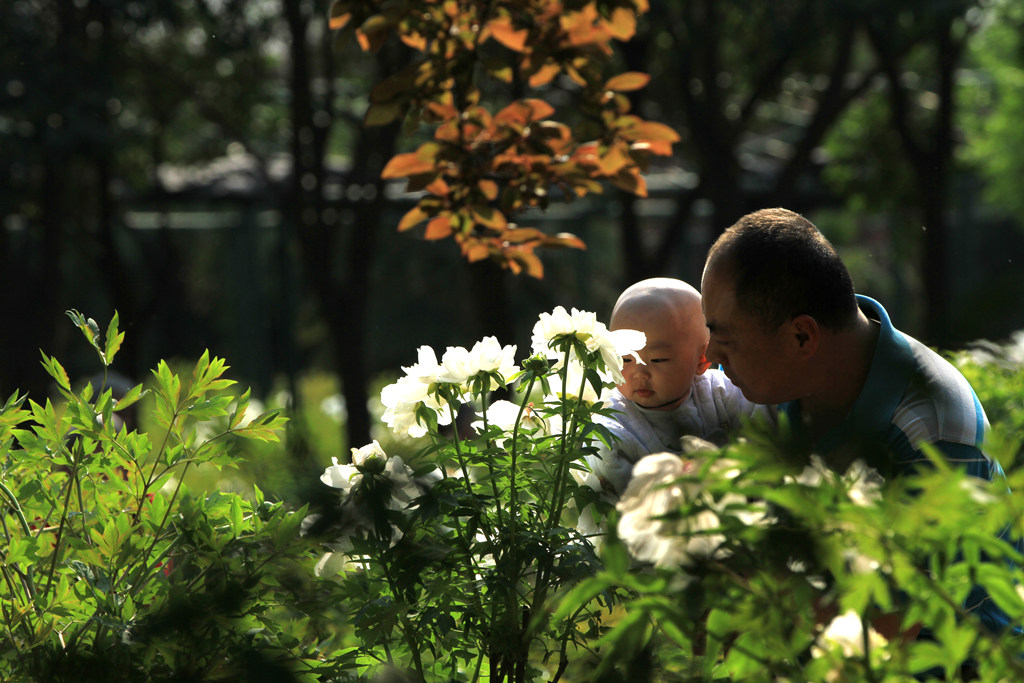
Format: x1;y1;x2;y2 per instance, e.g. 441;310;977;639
790;314;820;358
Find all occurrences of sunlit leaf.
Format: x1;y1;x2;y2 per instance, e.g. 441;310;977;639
356;14;391;53
478;179;499;200
470;206;508;230
397;205;430;232
424;177;450;196
630;140;674;156
543;232;587;250
462;240;490;262
605;72;649;92
488;17;529;53
381;151;436;179
607;7;637;41
528;62;561;87
399;31;427;51
425;215;454;240
610;168;647;197
508;248;544;278
622;119;681;142
503;227;544;243
328;2;352;31
596;143;631;175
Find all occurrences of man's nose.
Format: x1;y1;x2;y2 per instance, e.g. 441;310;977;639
706;343;724;366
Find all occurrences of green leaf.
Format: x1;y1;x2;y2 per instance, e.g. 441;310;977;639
38;352;71;393
152;360;182;409
104;311;124;365
230;388;252;430
113;383;146;413
184;395;235;421
66;309;103;359
231;409;288;443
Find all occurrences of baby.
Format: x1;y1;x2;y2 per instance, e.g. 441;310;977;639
587;277;760;497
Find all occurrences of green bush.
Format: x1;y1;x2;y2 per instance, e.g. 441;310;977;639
6;311;1024;682
0;311;325;682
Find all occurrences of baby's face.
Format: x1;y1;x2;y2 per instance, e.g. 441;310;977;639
612;307;708;411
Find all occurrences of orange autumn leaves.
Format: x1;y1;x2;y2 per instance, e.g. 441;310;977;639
329;0;677;277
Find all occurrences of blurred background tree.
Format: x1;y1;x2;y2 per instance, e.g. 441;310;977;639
3;0;1024;502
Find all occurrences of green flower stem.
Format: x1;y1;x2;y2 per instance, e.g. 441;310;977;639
546;347;575;526
378;549;426;680
445;402;497;549
126;457;193;595
476;389;506;537
552;602;592;682
0;479;40;613
547;352;590;531
508;374;538;591
0;478;36;538
41;439;83;601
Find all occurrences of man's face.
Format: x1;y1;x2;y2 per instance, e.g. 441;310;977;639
701;263;801;404
612;307;707;411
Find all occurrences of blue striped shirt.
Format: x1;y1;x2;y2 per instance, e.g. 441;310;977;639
780;295;1018;633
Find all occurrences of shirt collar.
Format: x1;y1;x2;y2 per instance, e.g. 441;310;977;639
783;295;915;454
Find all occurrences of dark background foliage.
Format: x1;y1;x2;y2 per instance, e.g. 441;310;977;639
4;0;1024;483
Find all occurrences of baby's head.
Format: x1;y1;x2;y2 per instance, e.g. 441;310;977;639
610;277;711;411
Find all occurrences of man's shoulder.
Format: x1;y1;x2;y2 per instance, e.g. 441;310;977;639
890;332;986;450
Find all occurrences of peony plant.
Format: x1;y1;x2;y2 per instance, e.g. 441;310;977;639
311;306;1024;681
559;421;1024;681
310;306;644;681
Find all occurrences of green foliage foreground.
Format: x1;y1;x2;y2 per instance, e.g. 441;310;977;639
3;312;1024;682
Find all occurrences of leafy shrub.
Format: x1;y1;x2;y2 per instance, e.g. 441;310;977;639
0;311;322;682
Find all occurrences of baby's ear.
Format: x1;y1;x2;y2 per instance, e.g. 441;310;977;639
696;352;712;375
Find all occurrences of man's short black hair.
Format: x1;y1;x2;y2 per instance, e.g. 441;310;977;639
706;208;858;331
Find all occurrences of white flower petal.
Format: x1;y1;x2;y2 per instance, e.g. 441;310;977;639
351;440;386;466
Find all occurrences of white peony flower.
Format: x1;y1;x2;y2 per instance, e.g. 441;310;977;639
467;336;518;380
788;454;830;487
530;305;582;354
350;440;387;466
959;476;997;505
787;456;884;509
530;306;647;385
404;345;444;382
380;346;455;438
383;455;422;511
438;345;475;384
814;610;887;659
597;328;647;384
321;458;361;493
843;548;881;575
474;399;559;434
844;460;884;507
616;452;726;567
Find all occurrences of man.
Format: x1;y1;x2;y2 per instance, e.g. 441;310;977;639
700;207;1016;635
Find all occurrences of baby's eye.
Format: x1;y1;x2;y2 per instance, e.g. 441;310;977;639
650;358;670;363
622;356;634;364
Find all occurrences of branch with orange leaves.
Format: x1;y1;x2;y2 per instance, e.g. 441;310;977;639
329;0;678;277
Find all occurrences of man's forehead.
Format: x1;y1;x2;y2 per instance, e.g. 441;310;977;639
701;269;741;331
